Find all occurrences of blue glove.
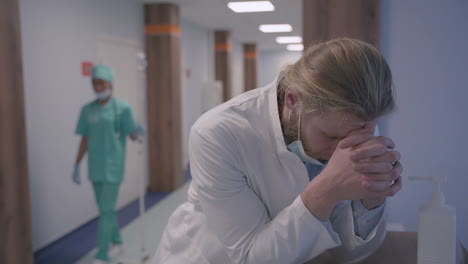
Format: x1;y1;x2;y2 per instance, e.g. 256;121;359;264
134;124;146;137
72;165;81;185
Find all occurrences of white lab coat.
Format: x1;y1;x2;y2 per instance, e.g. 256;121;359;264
152;78;387;264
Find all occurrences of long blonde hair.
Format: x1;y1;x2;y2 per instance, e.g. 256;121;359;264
279;38;394;120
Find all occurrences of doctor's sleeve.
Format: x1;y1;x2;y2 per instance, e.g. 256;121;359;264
352;200;385;239
121;106;138;136
189;126;341;264
327;200;387;263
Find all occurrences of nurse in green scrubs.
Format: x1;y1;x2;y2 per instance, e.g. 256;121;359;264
72;65;144;264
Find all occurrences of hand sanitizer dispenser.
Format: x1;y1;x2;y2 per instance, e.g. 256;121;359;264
409;176;456;264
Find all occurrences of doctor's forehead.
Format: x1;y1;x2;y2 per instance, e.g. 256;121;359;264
319;112;374;133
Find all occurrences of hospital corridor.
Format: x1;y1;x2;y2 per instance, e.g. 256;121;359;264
1;0;468;264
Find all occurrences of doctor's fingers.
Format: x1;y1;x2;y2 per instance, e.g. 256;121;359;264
359;150;401;164
350;143;390;161
363;177;403;198
360;162;403;182
338;124;378;149
354;153;402;173
354;136;395;150
355;162;393;174
362;179;392;192
339;133;374;149
367;176;403;198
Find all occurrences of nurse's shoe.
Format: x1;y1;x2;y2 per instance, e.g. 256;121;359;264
92;259;108;264
108;244;123;259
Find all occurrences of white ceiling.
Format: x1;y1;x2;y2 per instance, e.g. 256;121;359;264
141;0;303;51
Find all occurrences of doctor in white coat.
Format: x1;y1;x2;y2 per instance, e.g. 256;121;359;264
152;38;403;264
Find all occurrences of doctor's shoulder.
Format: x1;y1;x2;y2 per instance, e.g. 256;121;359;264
191;109;256;160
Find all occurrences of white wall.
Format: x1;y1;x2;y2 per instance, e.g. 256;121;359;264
258;50;302;87
180;19;214;166
19;0;144;250
380;0;468;245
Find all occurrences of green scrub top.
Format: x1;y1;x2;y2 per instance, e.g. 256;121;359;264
75;98;137;183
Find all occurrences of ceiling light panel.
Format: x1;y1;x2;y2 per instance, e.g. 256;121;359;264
287;44;304;51
228;1;275;13
276;36;302;44
259;24;292;33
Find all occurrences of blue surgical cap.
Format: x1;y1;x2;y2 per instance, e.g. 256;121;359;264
91;64;114;84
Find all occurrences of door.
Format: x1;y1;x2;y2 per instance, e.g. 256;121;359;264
96;35;148;210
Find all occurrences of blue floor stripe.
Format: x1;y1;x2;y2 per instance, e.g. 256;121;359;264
34;166;192;264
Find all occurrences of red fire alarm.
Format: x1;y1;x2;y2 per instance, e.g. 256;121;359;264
81;61;94;77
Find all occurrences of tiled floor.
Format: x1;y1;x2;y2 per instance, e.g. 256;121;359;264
76;182;190;264
34;167;191;264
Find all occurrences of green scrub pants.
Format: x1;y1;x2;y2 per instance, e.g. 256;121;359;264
92;183;122;261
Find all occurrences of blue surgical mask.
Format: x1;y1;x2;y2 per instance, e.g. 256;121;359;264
286;112;324;166
287;112;325;181
96;89;111;101
287;141;324;166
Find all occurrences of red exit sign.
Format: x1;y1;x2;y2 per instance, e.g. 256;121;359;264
81;61;93;77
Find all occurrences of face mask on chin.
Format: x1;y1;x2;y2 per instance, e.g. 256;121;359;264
286;111;324;166
96;89;111;101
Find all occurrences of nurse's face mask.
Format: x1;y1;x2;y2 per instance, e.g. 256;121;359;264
287;111;324;166
93;79;112;101
95;89;112;101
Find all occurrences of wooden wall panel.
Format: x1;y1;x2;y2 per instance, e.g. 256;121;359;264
215;31;233;102
243;43;257;92
303;0;380;49
145;3;183;192
0;0;33;263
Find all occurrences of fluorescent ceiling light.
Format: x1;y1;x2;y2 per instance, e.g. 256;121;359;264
259;24;292;33
287;44;304;51
228;1;275;13
276;36;302;44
